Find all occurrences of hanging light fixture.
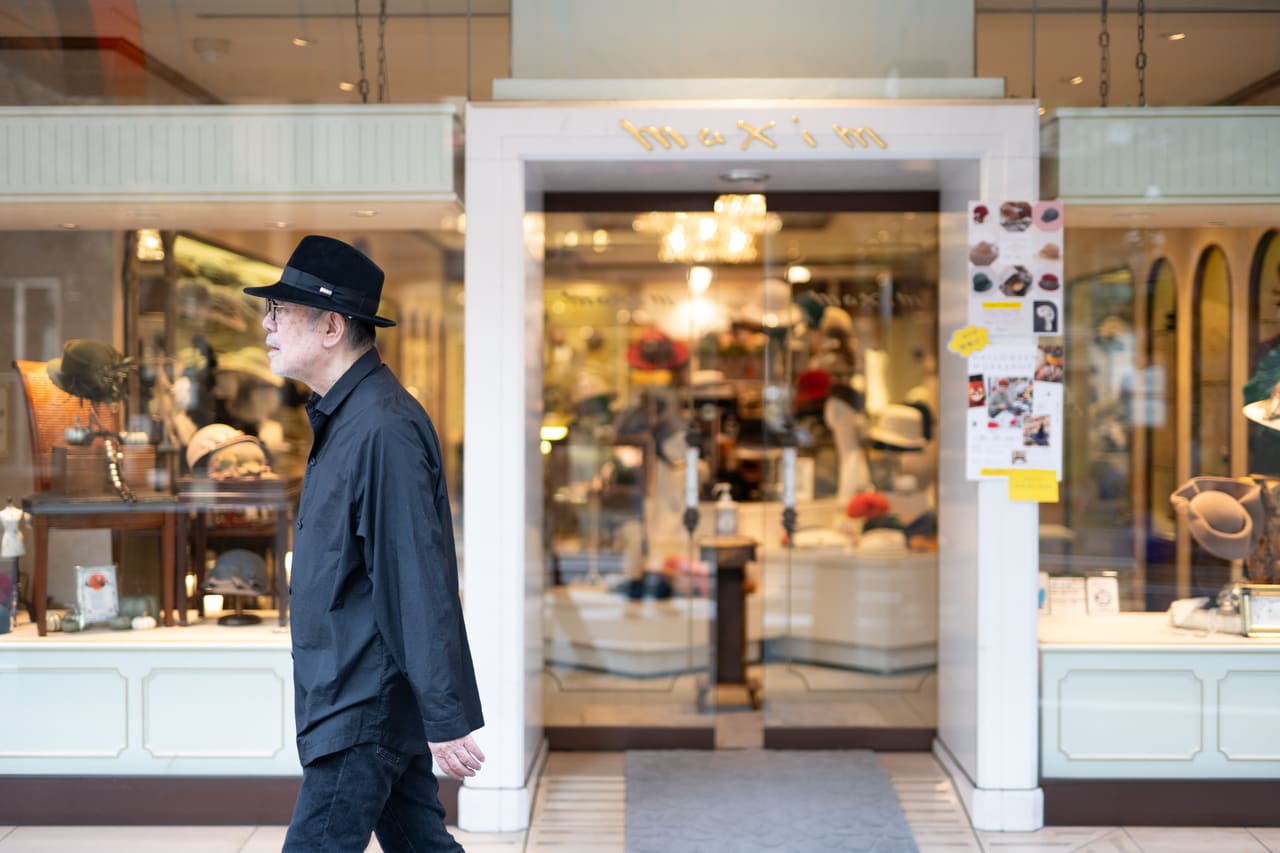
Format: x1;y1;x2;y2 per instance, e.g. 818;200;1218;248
632;194;781;264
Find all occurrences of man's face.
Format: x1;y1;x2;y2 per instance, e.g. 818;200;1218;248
262;299;325;386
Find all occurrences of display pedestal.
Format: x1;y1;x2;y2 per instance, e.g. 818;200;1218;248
696;535;760;711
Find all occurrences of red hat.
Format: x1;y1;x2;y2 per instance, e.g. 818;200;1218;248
627;329;689;371
794;369;832;413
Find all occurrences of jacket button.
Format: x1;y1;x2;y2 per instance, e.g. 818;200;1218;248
308;457;316;466
296;519;303;530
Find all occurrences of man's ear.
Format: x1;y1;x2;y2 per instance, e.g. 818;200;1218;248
320;311;347;350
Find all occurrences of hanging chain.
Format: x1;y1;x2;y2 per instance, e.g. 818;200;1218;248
354;0;370;104
1136;0;1148;106
376;0;389;103
1099;0;1110;107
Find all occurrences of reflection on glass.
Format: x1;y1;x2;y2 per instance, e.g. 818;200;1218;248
1248;232;1280;476
1145;259;1178;608
542;204;940;734
1190;247;1233;598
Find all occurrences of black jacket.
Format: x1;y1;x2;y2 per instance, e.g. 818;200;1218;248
290;348;483;765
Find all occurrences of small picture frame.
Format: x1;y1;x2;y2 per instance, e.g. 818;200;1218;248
1086;575;1120;617
1240;584;1280;638
75;564;119;625
1047;575;1087;617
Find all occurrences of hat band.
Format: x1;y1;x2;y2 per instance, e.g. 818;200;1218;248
280;265;376;316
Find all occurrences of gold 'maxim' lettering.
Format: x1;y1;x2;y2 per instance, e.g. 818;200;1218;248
698;128;727;147
736;120;777;151
620;119;688;151
832;125;887;149
792;115;817;148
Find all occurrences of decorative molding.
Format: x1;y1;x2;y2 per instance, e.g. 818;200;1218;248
1055;669;1203;761
141;667;286;759
0;667;128;758
1216;670;1280;761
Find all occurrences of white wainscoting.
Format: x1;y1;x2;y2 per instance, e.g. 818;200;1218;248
0;622;299;776
1040;614;1280;779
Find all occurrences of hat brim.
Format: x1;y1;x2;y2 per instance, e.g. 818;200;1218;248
626;340;689;370
1244;400;1280;433
244;281;396;327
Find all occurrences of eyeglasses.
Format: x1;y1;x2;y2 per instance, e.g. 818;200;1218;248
265;298;296;323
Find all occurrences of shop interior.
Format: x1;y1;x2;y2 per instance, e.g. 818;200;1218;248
536;193;941;741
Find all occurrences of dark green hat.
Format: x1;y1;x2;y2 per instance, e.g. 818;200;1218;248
47;339;130;404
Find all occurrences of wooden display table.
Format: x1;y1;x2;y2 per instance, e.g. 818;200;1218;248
22;493;178;636
175;477;301;628
697;535;761;711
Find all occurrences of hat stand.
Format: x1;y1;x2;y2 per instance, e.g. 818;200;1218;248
217;595;262;626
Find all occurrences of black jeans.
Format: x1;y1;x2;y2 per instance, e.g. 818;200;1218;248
283;742;463;852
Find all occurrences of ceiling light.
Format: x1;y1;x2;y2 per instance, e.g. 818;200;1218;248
136;228;164;261
688;265;714;295
353;209;377;218
59;222;78;230
268;221;291;229
786;264;811;284
1069;76;1085;86
1037;107;1047;116
338;81;356;92
1164;32;1187;41
292;37;315;47
633;194;780;265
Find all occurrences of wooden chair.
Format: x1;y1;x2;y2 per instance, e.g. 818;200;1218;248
13;360;122;493
13;360;176;636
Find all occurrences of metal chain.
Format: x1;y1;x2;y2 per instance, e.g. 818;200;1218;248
376;0;388;103
1099;0;1110;107
354;0;369;104
1136;0;1148;107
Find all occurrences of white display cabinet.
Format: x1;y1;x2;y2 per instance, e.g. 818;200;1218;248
1040;613;1280;779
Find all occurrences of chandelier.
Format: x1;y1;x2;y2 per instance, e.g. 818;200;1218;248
632;193;781;264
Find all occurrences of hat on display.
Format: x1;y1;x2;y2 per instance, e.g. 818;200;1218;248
1243;380;1280;433
795;293;825;329
217;346;285;388
856;527;909;556
691;369;736;401
1170;476;1266;561
201;549;269;597
794;369;832;413
626;329;689;371
826;382;865;413
186;423;274;480
868;404;928;450
243;234;395;327
819;305;855;337
47;339;131;404
570;373;615;408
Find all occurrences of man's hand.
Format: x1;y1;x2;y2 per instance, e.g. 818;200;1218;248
429;734;486;780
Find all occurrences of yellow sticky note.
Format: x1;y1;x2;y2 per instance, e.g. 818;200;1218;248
981;301;1021;310
947;325;990;356
1007;469;1059;503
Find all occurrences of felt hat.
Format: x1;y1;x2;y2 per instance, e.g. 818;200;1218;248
201;549;269;597
626;329;689;371
244;235;395;327
795;292;825;328
869;404;927;450
47;339;130;404
1170;476;1266;561
217;346;284;388
1243;381;1280;432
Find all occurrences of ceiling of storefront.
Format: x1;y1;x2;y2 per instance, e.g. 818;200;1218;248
1;2;1277;108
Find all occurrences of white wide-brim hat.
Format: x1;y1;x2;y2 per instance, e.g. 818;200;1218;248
868;404;928;450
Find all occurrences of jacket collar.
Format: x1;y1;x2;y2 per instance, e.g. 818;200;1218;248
311;347;383;417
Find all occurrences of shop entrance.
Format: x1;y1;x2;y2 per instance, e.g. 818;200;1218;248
539;192;940;749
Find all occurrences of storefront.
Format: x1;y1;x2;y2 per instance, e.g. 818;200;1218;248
0;78;1274;835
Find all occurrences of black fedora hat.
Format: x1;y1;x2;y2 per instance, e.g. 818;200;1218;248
244;235;396;327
